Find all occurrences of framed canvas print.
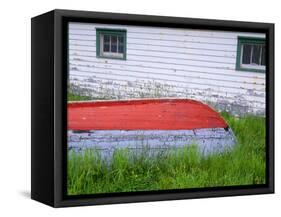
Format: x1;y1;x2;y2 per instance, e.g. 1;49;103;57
31;9;274;207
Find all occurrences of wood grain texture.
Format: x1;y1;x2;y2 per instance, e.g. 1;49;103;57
68;128;236;156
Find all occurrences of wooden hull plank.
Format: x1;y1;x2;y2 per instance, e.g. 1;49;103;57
68;128;236;157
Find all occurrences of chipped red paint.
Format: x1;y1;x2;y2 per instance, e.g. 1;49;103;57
68;99;228;131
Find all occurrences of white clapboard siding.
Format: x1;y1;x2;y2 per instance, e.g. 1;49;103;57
68;22;266;115
70;44;237;58
70;78;265;103
69;80;265;114
69;65;265;89
69;23;265;39
69;57;265;80
69;35;237;51
69;31;237;45
69;75;265;101
69;61;264;84
70;48;236;64
70;51;235;69
69;69;265;93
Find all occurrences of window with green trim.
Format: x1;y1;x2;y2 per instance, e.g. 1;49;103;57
236;37;266;73
96;28;127;60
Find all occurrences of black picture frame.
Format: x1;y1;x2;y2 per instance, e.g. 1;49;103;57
31;9;274;207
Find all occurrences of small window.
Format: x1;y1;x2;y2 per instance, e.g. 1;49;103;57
96;29;127;60
236;37;266;72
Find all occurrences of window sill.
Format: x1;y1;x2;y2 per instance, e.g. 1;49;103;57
235;66;266;73
96;55;127;60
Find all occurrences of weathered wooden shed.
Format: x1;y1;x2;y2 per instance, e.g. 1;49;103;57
68;22;266;116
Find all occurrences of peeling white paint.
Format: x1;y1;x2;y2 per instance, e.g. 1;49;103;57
68;128;237;159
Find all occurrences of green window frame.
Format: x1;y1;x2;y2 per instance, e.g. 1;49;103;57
236;36;266;73
96;28;127;60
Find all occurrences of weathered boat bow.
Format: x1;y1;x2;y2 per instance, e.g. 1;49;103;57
68;99;237;157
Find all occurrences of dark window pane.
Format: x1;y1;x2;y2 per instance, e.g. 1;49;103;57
103;43;110;52
103;35;110;43
242;44;251;64
118;36;124;53
118;44;124;53
252;45;261;65
261;45;266;66
111;44;117;52
118;36;124;44
111;35;117;52
111;35;117;44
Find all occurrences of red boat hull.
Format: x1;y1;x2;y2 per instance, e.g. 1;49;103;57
67;99;236;156
68;99;228;131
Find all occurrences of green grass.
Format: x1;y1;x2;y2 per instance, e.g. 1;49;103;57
68;92;92;101
67;112;266;195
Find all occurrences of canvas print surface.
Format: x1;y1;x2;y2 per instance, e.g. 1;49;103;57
67;22;266;196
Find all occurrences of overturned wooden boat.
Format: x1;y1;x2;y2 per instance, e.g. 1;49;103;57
68;99;236;158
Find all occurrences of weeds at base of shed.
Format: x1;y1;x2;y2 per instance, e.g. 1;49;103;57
67;113;266;195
